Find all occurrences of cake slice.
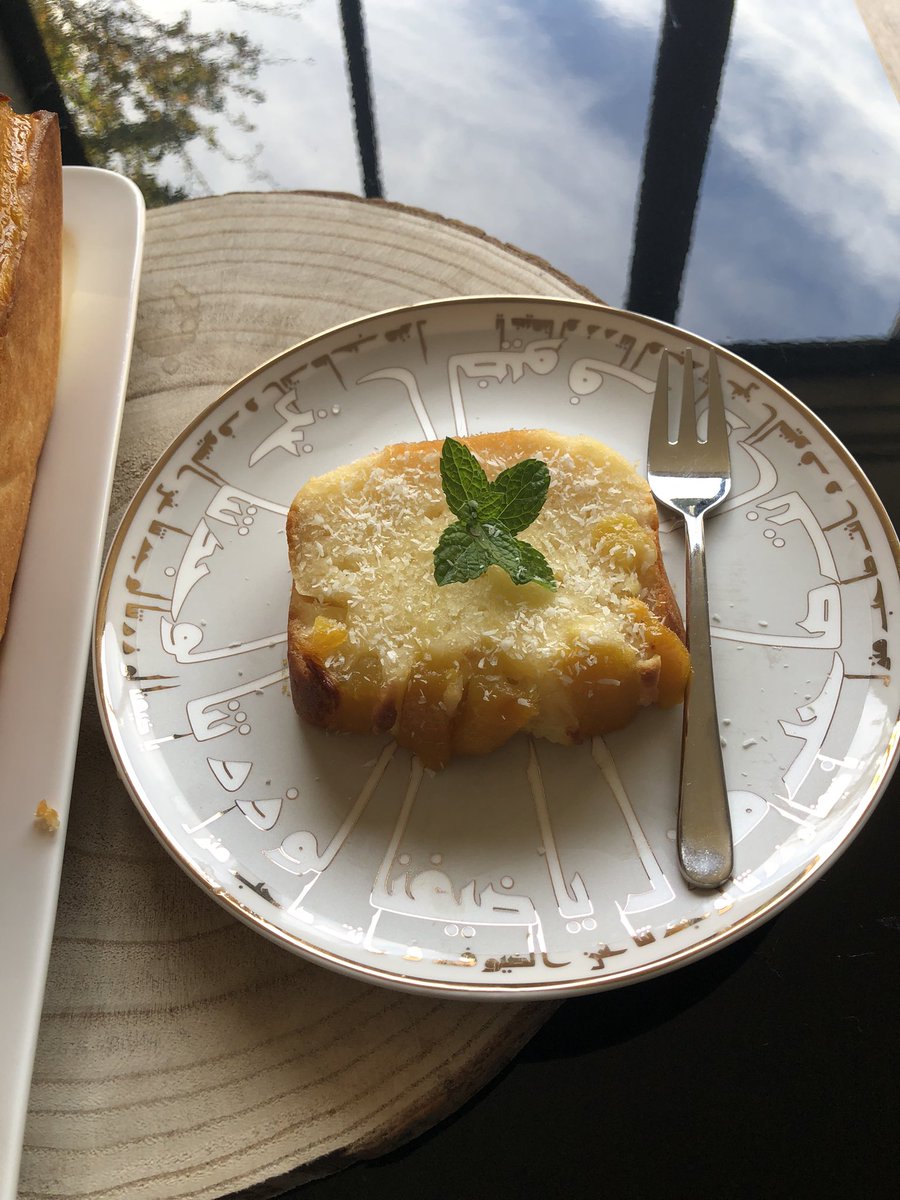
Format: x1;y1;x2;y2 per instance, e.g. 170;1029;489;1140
287;429;690;769
0;98;62;640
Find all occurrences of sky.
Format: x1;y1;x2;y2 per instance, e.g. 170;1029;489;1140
132;0;900;345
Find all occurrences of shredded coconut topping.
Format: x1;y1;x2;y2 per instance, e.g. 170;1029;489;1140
289;432;663;683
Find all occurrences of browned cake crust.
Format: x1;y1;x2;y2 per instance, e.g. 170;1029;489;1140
287;430;690;769
0;99;62;640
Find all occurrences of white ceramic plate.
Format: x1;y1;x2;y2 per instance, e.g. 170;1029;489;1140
0;168;144;1197
94;297;899;1000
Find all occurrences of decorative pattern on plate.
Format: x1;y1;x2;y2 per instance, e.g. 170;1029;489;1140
94;298;900;998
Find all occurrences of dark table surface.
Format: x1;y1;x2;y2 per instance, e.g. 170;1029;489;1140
5;2;898;1197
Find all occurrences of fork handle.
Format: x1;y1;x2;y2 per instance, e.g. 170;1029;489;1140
678;511;733;888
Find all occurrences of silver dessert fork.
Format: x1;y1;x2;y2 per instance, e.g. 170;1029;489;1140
647;347;733;888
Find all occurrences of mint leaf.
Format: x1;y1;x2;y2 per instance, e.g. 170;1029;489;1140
433;521;493;585
483;458;551;534
440;438;492;520
480;524;557;590
433;439;557;590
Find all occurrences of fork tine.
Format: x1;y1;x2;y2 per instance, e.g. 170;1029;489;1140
704;351;729;455
678;348;696;444
648;350;670;458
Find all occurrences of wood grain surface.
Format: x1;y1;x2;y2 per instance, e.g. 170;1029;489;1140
18;192;601;1200
857;0;900;98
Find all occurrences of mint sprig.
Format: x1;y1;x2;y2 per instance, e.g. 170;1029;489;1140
433;438;556;590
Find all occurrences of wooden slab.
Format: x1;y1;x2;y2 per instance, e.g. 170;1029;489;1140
857;0;900;98
19;192;601;1200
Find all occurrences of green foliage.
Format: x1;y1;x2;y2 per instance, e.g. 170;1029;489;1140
31;0;286;206
433;438;556;590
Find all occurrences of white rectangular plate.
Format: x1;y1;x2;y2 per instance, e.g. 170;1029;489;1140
0;166;144;1199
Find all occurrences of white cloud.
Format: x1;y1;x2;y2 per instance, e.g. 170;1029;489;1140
588;0;900;333
145;0;648;298
713;0;900;295
363;0;647;300
590;0;659;31
144;0;359;194
127;0;897;338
